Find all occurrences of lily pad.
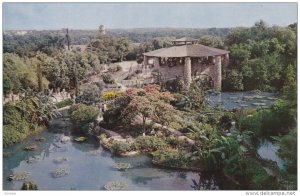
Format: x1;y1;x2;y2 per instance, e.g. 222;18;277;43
114;163;131;171
24;144;37;151
104;181;128;190
52;167;70;178
252;103;267;106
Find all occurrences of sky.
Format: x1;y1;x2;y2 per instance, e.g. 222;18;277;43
2;2;298;30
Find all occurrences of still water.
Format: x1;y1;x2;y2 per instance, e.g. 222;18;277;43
3;113;226;190
3;91;280;190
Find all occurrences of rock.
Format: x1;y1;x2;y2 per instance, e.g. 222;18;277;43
8;171;30;181
239;104;248;107
120;151;139;157
229;97;238;100
74;137;87;142
60;136;71;143
104;181;128;190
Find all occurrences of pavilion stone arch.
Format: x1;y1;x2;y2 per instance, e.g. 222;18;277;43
143;37;229;91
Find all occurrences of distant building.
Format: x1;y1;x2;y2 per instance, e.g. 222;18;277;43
99;25;106;35
143;37;229;90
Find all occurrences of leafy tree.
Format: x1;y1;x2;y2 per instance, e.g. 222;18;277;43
198;35;224;49
121;85;176;134
222;69;244;91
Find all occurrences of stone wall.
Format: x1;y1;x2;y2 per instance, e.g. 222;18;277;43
156;64;185;80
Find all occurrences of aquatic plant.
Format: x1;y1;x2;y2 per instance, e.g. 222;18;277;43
52;167;70;178
114;163;131;171
104;181;128;190
8;171;30;181
21;181;38;190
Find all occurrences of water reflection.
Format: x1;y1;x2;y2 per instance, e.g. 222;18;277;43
191;173;219;190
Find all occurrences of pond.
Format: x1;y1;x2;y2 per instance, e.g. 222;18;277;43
257;138;286;170
206;91;278;110
3;91;280;191
3;111;235;191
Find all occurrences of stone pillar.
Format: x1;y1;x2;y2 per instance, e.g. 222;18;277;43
153;57;159;69
184;57;192;90
224;53;229;68
213;56;222;91
143;56;148;69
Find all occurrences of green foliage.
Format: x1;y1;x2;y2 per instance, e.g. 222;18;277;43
3;74;13;96
198;35;224;49
56;99;74;109
3;92;57;147
21;181;38;190
222;69;244;91
135;136;167;151
15;92;59;126
3;53;47;93
165;76;184;93
108;64;122;72
244;158;275;190
102;74;115;84
77;84;102;105
225;21;296;91
121;85;176;133
69;104;99;126
185;82;206;110
277;130;297;173
151;149;191;169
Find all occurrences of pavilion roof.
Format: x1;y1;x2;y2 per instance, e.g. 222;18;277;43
143;44;229;58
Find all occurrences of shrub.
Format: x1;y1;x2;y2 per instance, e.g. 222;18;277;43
165;77;184;93
108;64;122;72
222;69;244;91
3;104;23;125
135;136;167;151
151;149;190;169
77;84;102;105
102;74;115;84
3;124;29;147
245;158;275;189
110;141;135;154
56;99;74;109
103;91;124;101
69;104;99;126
